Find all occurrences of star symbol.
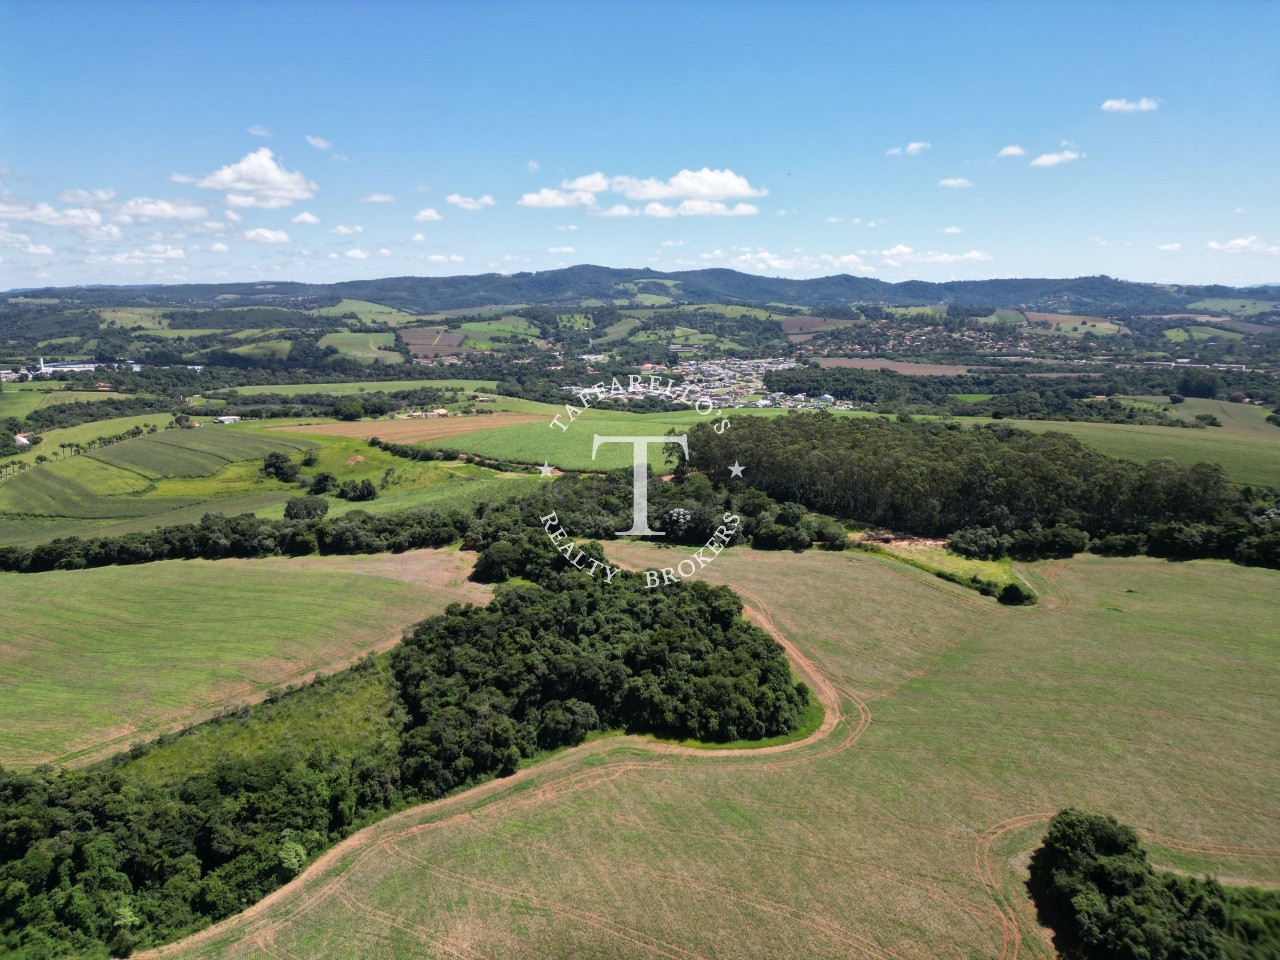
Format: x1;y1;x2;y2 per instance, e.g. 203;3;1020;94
539;461;555;477
728;461;746;479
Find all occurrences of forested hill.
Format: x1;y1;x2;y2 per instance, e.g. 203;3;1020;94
8;266;1273;314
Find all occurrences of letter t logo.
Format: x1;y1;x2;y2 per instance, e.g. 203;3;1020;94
592;434;689;536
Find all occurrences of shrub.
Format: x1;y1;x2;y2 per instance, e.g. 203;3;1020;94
284;495;329;521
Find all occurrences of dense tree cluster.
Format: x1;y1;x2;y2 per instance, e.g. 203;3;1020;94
686;413;1280;566
1029;810;1280;959
0;544;806;958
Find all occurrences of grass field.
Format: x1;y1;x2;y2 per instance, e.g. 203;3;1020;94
0;381;65;419
1023;312;1123;336
0;549;491;768
317;331;404;364
815;357;975;375
311;298;421;325
0;427;316;522
3;413;176;467
430;401;1280;485
218;379;497;396
1188;297;1280;317
149;547;1280;960
1164;325;1246;342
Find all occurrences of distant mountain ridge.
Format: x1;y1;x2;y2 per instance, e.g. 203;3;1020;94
7;265;1278;315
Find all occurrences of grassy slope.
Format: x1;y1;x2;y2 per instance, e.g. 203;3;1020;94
154;547;1280;960
0;550;490;768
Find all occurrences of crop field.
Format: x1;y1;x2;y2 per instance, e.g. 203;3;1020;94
594;316;643;343
317;331;404;364
0;382;64;418
1163;324;1245;342
402;326;470;356
150;547;1280;960
219;379;498;396
0;549;490;768
3;414;175;467
273;411;544;444
0;428;316;523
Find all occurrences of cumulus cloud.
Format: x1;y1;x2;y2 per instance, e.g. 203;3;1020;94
1157;242;1181;251
939;178;973;188
1207;236;1280;255
886;141;931;156
89;243;186;265
305;135;332;150
248;125;270;137
942;226;962;234
378;248;392;257
243;227;290;243
1030;150;1083;167
116;197;209;221
517;187;595;208
548;246;576;253
194;148;316;208
661;239;684;247
557;224;578;231
291;211;320;224
593;204;639;218
210;241;229;252
57;187;116;204
997;145;1026;157
413;207;443;222
527;159;539;172
330;224;363;234
224;210;243;222
520;168;765;220
645;200;758;217
425;253;465;263
878;244;992;265
0;197;103;229
345;248;369;259
446;193;495;210
359;193;395;203
1101;97;1158;112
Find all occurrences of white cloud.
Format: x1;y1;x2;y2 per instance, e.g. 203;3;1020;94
548;246;576;253
997;145;1026;157
359;193;395;203
1157;242;1181;252
446;193;495;210
1101;97;1158;113
0;197;103;228
194;148;316;208
661;239;684;247
413;207;443;222
243;227;290;244
378;248;392;257
57;187;116;204
887;141;931;156
411;233;425;241
878;244;992;265
22;242;54;255
305;134;332;150
566;168;765;202
345;248;369;259
593;204;639;218
224;209;243;222
527;159;539;172
557;224;578;231
89;243;186;265
1207;236;1280;255
291;211;320;224
517;187;596;208
1030;150;1083;167
939;178;973;188
330;224;363;234
425;253;464;263
116;197;209;220
645;200;758;217
247;124;270;137
825;216;843;223
210;241;229;252
942;226;962;234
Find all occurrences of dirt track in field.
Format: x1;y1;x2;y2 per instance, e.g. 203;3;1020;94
271;412;541;443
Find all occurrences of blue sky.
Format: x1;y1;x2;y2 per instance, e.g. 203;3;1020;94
1;0;1277;288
